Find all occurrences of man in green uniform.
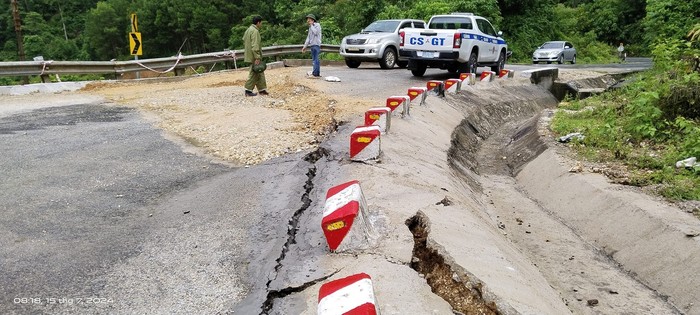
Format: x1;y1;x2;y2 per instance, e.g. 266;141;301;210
243;16;268;96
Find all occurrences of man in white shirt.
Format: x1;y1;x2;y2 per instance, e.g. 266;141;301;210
302;14;322;78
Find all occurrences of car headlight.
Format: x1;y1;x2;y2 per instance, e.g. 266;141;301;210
366;38;382;44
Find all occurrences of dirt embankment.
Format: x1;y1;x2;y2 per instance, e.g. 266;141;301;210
80;67;375;165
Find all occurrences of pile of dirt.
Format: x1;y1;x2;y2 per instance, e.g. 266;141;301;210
80;67;374;165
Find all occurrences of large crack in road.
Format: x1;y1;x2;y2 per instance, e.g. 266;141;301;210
260;147;330;314
406;212;501;315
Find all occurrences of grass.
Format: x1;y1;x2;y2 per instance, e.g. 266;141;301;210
551;71;700;201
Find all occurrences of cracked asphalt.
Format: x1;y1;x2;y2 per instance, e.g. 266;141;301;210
0;99;314;314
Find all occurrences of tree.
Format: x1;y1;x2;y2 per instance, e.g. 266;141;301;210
644;0;700;45
84;1;128;60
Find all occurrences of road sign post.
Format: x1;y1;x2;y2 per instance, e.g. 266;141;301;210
130;13;141;79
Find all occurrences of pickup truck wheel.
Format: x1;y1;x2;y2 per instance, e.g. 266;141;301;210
345;59;361;68
491;51;505;73
411;63;427;77
466;51;478;74
379;48;397;69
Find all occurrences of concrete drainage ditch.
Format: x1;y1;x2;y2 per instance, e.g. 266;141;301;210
441;77;692;314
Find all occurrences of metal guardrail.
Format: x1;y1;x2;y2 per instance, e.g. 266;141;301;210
0;44;340;79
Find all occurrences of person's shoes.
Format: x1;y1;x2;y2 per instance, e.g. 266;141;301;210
258;90;269;96
306;72;321;79
245;90;257;97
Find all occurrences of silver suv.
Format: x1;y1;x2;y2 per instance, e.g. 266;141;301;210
340;19;426;69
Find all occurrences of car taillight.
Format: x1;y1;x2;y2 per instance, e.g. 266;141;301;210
399;31;405;46
453;33;462;48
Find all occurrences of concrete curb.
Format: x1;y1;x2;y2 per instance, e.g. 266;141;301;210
364;107;391;134
350;126;381;162
318;273;379;314
322;180;375;252
517;149;700;314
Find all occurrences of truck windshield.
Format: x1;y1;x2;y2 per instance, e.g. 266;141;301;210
363;20;401;33
429;17;473;30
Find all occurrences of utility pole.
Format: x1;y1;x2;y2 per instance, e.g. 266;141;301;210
11;0;29;84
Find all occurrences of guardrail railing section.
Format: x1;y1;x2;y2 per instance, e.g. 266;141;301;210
0;44;341;82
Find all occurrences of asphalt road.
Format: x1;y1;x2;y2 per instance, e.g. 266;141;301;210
0;100;316;314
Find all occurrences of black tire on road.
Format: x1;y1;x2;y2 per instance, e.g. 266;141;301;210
491;51;506;73
379;48;397;69
557;55;564;64
345;59;361;68
571;55;576;64
467;51;478;74
411;62;427;77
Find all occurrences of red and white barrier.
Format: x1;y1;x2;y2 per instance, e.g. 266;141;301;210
445;78;462;94
385;96;410;117
364;107;391;133
350;126;381;162
318;273;379;315
426;80;444;96
321;180;372;252
480;71;495;82
407;87;427;106
499;69;514;78
459;72;476;85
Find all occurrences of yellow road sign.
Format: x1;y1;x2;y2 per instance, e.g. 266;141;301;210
129;32;142;56
131;13;138;32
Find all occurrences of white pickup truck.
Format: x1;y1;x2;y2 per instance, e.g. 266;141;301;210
399;13;507;76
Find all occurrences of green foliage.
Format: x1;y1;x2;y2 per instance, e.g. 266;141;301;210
0;0;692;67
84;1;128;60
643;0;700;46
550;37;700;201
658;75;700;120
568;31;618;64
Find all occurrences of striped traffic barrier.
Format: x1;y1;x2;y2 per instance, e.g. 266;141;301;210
459;72;476;85
350;126;381;162
445;78;462;94
499;69;515;78
407;87;427;106
321;180;373;252
364;107;391;133
385;96;411;117
318;273;379;315
480;71;496;82
426;80;444;96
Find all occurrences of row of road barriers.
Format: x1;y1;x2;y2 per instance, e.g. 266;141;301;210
315;68;516;314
